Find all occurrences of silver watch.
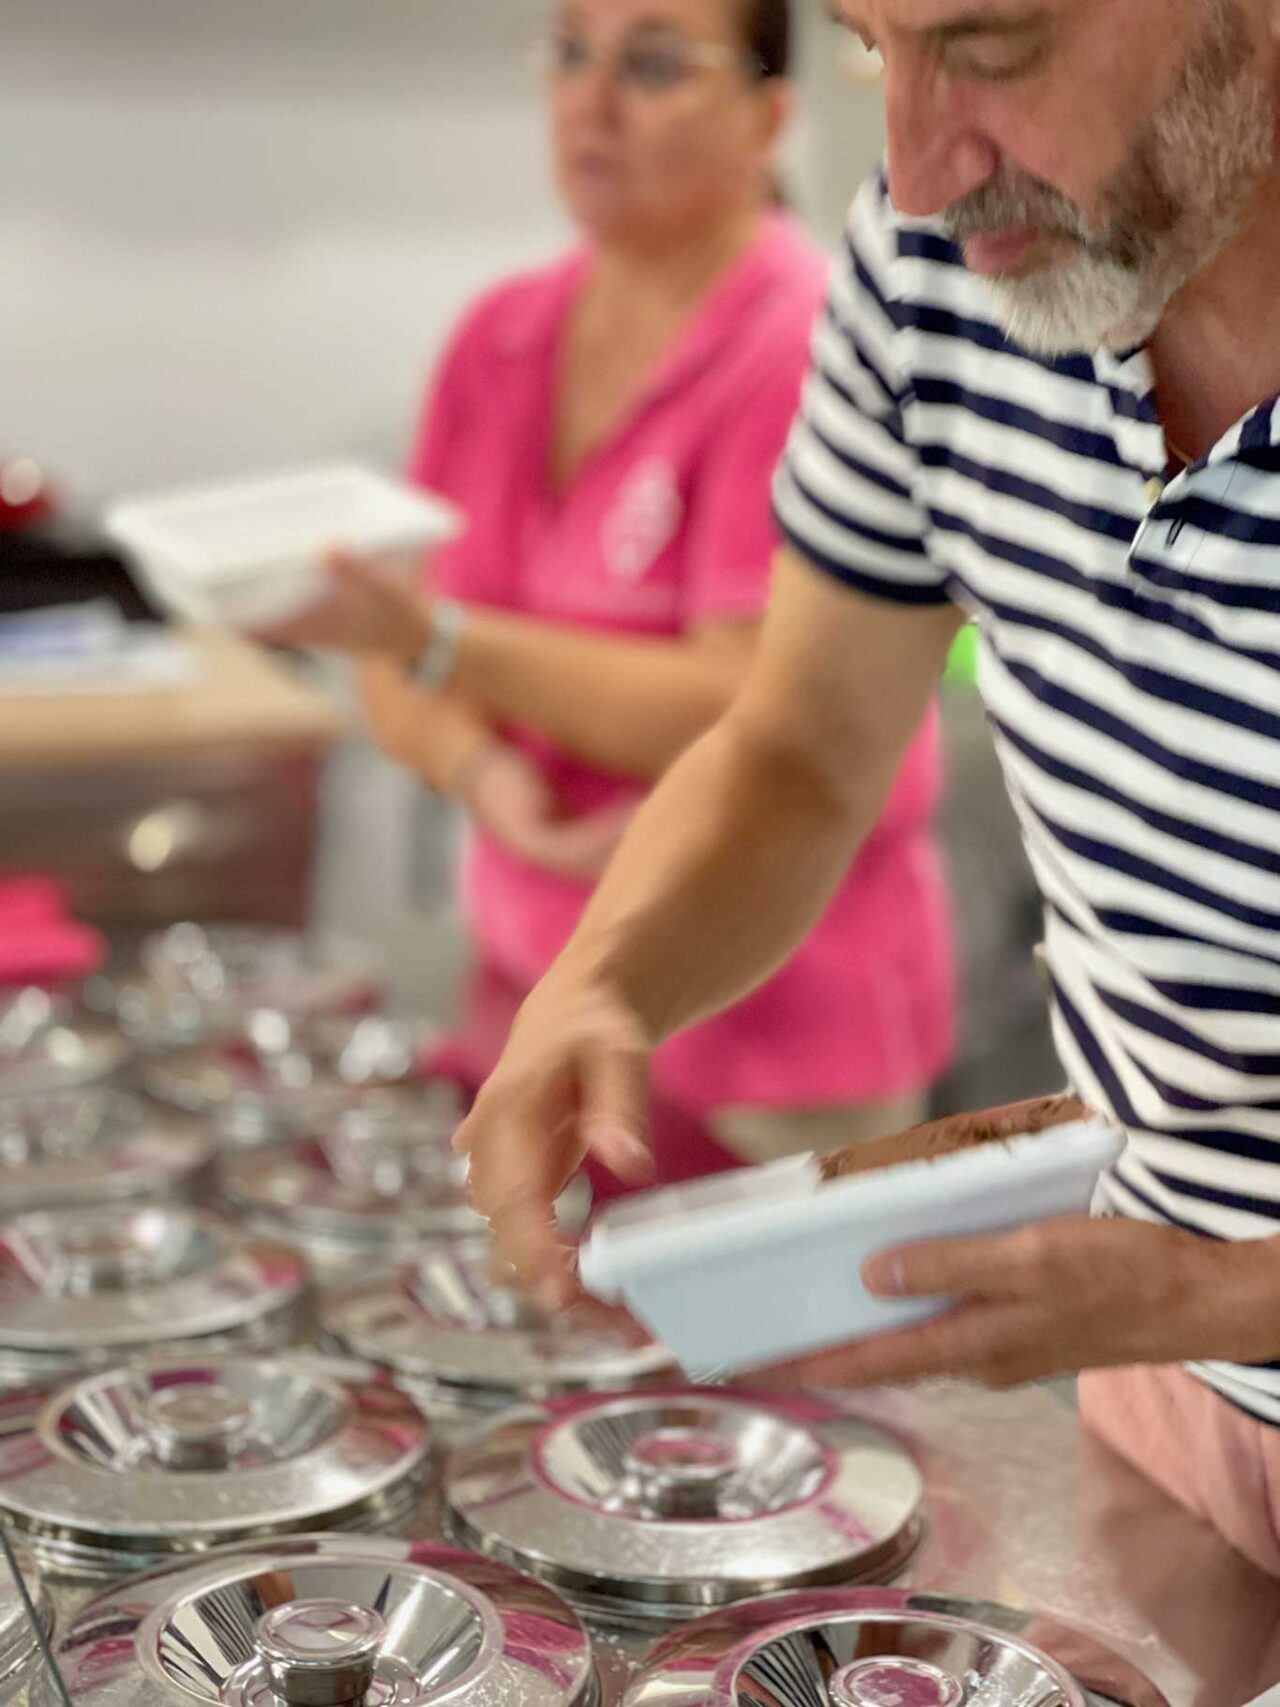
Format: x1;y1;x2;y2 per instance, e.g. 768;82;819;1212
412;597;467;690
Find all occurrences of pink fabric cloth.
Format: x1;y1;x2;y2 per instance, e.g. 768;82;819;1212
1080;1363;1280;1578
409;215;954;1111
0;875;103;986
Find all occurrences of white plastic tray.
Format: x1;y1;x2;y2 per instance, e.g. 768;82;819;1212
578;1119;1125;1375
104;462;462;630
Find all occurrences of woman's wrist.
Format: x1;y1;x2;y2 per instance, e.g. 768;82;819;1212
441;731;508;802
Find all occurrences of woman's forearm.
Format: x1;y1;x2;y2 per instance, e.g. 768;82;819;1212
356;660;495;795
448;607;754;779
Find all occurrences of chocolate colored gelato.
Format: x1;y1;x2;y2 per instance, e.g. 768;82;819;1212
820;1094;1090;1183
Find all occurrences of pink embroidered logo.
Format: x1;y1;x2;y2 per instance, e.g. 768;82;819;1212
601;457;683;583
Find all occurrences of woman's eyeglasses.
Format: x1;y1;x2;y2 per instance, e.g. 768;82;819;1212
534;33;764;94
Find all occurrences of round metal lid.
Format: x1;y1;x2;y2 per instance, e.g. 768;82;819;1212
0;1089;212;1213
0;1565;52;1698
443;1389;925;1625
39;1535;598;1707
222;1130;589;1262
0;991;130;1097
0;1206;309;1353
218;1128;479;1252
320;1240;673;1410
89;925;384;1049
142;1020;454;1143
619;1589;1170;1707
0;1356;435;1578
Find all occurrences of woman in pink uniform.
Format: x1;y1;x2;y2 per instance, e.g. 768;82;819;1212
266;0;953;1170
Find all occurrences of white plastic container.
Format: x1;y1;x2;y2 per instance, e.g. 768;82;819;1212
578;1118;1125;1375
104;462;463;630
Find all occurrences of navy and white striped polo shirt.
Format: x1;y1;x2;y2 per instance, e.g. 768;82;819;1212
774;173;1280;1422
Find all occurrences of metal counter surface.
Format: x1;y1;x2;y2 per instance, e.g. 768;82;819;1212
839;1380;1280;1707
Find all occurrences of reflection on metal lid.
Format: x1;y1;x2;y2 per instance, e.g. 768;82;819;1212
142;1020;455;1148
0;1207;308;1392
444;1390;925;1626
0;1563;51;1702
38;1536;598;1707
0;1089;211;1212
320;1238;669;1413
619;1590;1169;1707
0;1355;435;1579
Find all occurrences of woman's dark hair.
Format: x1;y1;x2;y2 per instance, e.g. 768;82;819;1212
736;0;792;80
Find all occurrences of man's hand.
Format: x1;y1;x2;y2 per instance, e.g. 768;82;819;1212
761;1214;1277;1390
455;975;656;1308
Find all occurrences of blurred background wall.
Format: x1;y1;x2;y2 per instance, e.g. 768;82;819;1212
0;0;884;500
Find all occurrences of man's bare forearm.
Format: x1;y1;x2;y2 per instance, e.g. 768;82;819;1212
549;709;900;1045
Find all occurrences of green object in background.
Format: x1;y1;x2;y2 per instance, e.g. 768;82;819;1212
945;622;980;689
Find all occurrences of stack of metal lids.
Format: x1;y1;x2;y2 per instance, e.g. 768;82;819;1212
0;1355;436;1581
443;1388;927;1627
321;1237;672;1415
0;1089;211;1214
86;924;383;1051
0;1205;308;1393
143;1015;456;1147
0;990;130;1098
617;1588;1169;1706
0;1565;52;1707
219;1126;591;1281
32;1536;600;1707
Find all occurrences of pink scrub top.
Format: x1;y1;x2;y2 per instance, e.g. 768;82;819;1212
408;213;954;1111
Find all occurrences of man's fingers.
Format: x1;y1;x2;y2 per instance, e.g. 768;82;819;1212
756;1300;1049;1390
487;1200;579;1309
578;1037;653;1183
863;1217;1093;1302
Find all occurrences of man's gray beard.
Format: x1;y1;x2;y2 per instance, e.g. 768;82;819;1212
947;0;1276;357
983;251;1169;357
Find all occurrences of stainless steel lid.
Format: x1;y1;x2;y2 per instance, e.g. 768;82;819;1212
0;1564;52;1700
38;1535;599;1707
88;925;383;1049
0;991;130;1097
618;1589;1169;1707
0;1206;309;1356
222;1123;590;1267
217;1128;479;1254
443;1390;925;1625
0;1089;212;1213
143;1019;455;1144
0;1356;435;1579
320;1240;672;1411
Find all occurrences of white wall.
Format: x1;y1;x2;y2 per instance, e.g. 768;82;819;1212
1;0;886;503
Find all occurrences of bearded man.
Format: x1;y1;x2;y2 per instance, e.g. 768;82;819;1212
455;0;1280;1573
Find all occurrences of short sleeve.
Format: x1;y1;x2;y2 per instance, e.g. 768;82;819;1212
404;293;492;498
403;290;506;602
679;338;817;624
773;180;950;606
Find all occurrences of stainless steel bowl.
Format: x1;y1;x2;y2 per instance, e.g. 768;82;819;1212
0;1089;212;1213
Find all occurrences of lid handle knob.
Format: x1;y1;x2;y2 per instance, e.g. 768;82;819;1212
830;1658;965;1707
624;1426;738;1520
141;1384;253;1471
255;1601;385;1707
